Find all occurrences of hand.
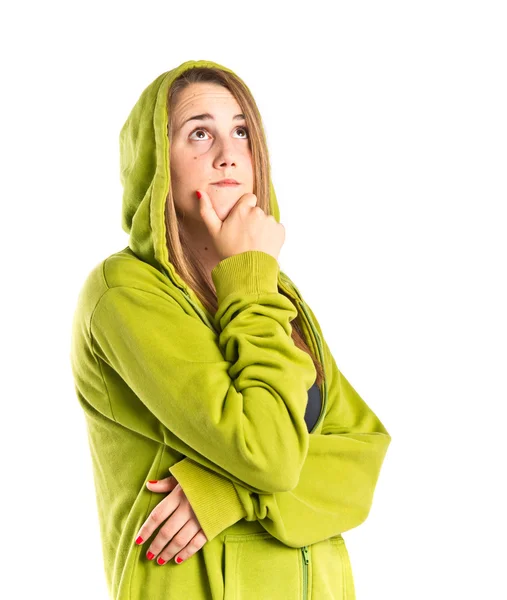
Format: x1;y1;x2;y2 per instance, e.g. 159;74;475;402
197;189;285;262
134;475;208;565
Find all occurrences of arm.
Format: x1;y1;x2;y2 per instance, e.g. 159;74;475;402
168;304;392;547
90;250;317;495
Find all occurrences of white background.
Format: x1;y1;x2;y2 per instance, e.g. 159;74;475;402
2;1;506;598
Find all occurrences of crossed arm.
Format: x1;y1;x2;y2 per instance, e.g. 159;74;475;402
169;337;392;548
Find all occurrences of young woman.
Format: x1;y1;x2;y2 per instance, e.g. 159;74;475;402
70;59;392;600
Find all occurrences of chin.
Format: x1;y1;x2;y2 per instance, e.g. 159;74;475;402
211;198;239;220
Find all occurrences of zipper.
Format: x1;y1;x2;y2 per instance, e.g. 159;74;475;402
278;274;328;433
298;300;327;432
301;546;309;599
158;255;218;333
181;289;219;333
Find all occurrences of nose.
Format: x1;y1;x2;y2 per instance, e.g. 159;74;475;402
213;137;237;169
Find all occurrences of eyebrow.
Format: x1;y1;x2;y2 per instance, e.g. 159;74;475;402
177;113;245;131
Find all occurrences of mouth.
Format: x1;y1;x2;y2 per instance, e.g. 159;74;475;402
211;179;240;186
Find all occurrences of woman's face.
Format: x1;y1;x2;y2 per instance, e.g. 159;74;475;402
169;82;254;223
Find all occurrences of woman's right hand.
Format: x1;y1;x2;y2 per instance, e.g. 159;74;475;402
197;190;285;262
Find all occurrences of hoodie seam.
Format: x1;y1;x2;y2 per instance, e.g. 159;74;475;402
86;258;120;423
88;283;221;380
89;254;179;339
86;258;115;341
90;317;117;423
129;448;166;600
88;284;150;426
100;256;110;290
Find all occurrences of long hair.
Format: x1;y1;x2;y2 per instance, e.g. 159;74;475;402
164;66;324;389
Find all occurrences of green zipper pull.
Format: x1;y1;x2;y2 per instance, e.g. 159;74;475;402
302;546;309;564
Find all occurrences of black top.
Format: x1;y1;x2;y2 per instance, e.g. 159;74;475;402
304;380;322;432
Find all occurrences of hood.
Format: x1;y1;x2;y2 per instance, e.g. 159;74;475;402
119;59;281;301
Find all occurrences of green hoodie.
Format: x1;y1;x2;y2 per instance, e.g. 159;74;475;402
70;59;392;600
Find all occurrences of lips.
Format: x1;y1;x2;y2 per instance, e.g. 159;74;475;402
212;179;239;185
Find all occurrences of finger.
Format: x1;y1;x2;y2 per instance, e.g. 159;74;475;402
134;490;178;548
173;529;208;565
237;192;258;208
197;189;222;236
149;504;193;564
155;520;204;566
145;475;178;493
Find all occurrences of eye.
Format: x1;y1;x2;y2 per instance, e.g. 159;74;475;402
234;126;249;138
189;126;249;140
189;128;210;140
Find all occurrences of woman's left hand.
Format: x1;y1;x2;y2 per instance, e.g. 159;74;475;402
134;475;208;565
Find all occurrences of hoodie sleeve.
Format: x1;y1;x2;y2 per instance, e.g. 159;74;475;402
168;304;392;547
90;250;317;496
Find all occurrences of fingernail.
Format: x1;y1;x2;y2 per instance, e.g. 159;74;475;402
157;557;166;565
147;551;155;560
175;557;183;564
196;191;202;199
148;480;158;484
135;536;143;544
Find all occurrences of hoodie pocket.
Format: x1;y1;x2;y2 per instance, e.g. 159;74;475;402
223;531;302;599
310;534;356;599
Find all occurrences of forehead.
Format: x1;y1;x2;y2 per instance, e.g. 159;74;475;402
172;83;242;126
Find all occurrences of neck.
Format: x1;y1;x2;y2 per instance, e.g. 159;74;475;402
179;218;222;279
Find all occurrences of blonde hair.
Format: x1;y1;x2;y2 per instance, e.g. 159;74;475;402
164;66;324;388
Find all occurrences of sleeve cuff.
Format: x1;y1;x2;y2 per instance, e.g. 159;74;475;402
211;250;280;304
168;458;247;542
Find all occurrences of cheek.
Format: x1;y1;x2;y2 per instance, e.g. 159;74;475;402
242;152;254;180
170;153;200;183
242;147;254;165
